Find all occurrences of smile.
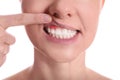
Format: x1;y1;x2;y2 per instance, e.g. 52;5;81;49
44;26;79;39
43;21;81;40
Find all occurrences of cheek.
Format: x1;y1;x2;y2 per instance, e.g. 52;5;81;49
21;0;48;13
83;13;99;50
25;25;45;48
84;10;99;41
80;4;100;33
77;5;100;49
77;2;100;30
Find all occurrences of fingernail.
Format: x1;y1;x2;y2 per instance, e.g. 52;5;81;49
44;15;52;22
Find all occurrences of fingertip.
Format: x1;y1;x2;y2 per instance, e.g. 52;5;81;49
43;14;52;23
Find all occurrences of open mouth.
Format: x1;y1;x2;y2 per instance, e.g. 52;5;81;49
43;23;81;40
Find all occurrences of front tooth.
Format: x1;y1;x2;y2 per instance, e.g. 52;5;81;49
56;28;61;35
52;34;55;37
56;34;60;39
62;34;66;39
63;34;68;39
68;30;72;34
67;34;71;39
62;29;68;34
69;33;73;38
59;35;63;39
51;29;55;35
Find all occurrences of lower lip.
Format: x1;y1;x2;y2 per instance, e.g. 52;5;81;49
43;29;81;45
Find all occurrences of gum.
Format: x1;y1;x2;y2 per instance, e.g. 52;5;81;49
49;25;57;29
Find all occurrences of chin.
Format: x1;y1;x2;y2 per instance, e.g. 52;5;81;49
43;48;82;63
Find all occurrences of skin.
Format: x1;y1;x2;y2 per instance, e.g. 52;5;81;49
0;13;52;67
0;0;111;80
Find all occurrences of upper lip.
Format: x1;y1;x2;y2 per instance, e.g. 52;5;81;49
44;20;81;32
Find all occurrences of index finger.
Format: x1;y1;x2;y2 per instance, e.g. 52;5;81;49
0;13;52;29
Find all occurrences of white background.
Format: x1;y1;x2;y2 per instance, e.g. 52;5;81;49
0;0;120;80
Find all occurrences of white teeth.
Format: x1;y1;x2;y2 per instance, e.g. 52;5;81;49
47;27;77;39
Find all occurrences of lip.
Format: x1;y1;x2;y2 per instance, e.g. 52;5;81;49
45;33;80;44
42;21;82;44
44;20;81;31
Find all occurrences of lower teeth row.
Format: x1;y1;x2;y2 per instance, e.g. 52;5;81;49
50;33;76;39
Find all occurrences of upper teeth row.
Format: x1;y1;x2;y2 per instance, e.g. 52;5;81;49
47;27;77;39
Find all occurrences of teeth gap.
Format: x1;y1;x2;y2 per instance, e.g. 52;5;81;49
43;27;49;34
76;30;81;33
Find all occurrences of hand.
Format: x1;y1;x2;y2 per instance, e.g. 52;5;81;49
0;13;52;67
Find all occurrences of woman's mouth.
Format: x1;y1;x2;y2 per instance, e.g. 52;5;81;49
43;21;81;40
44;26;80;39
42;21;81;44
